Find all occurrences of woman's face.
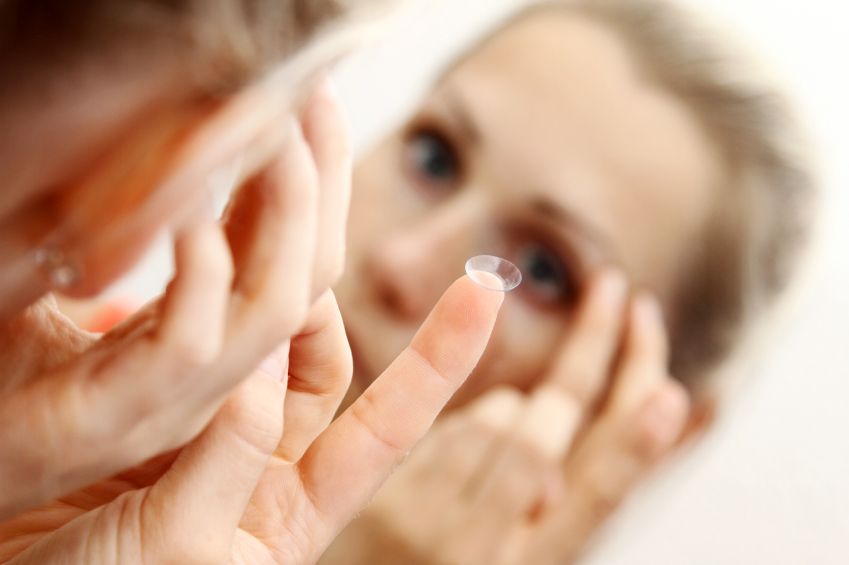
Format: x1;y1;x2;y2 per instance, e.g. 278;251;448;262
336;12;724;407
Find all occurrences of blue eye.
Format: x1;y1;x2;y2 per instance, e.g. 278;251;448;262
406;128;461;189
516;244;577;306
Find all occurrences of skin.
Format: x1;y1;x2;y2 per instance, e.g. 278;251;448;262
327;11;724;564
323;275;690;565
0;276;504;564
336;11;723;407
0;47;506;564
0;79;351;521
0;9;726;564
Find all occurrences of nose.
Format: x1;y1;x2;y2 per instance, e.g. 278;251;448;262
365;197;478;323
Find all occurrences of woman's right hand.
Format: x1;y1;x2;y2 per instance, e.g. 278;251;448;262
321;272;693;565
0;276;504;565
0;78;352;521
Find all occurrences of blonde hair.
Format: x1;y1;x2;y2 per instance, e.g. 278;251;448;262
486;0;816;387
0;0;392;96
0;0;394;233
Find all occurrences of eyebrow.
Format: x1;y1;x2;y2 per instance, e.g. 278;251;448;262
441;88;482;146
532;197;616;259
440;86;616;259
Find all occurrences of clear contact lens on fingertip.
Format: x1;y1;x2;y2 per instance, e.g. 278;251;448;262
465;255;522;292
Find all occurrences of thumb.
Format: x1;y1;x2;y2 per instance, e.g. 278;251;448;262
144;372;284;561
298;275;504;532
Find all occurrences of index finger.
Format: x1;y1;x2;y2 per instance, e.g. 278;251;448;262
509;270;627;463
297;275;504;530
537;269;628;407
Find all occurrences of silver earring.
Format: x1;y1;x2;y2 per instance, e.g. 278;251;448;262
33;246;80;289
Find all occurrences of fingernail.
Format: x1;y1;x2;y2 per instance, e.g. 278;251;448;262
635;294;664;330
318;74;338;100
259;357;282;381
597;269;627;308
258;348;288;383
640;385;688;446
284;115;301;140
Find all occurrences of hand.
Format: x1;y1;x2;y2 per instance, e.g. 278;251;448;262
0;78;351;520
0;276;504;564
322;272;692;565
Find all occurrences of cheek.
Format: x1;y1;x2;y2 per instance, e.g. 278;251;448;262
347;147;403;259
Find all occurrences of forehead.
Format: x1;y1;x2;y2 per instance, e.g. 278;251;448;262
441;11;724;294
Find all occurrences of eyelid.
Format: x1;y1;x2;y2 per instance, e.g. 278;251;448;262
501;221;588;302
513;212;594;279
405;106;470;167
402;116;467;192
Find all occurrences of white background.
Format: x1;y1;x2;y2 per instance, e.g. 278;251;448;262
118;1;849;563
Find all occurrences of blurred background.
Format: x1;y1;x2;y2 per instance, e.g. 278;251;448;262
115;1;848;563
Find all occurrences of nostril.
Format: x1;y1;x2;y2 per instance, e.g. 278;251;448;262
365;248;428;322
371;266;421;321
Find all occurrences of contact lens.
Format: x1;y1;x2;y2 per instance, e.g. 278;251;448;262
465;255;522;292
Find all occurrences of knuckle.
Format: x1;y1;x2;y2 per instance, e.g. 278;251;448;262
261;289;311;340
211;249;235;287
334;346;354;387
560;370;597;406
586;482;620;520
488;385;524;404
574;471;621;521
627;416;669;463
490;460;541;509
203;236;235;283
548;356;598;407
576;290;620;338
185;234;233;289
166;333;219;369
292;159;320;208
223;388;283;456
350;392;408;457
467;387;525;429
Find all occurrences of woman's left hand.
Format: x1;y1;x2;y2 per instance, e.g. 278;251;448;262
0;275;503;565
321;273;693;565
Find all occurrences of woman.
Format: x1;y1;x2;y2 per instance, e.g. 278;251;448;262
0;1;508;563
323;0;814;563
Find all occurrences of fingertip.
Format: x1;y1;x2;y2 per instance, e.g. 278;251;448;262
633;293;665;335
437;275;505;336
626;293;669;361
458;274;506;312
467;386;524;428
170;222;232;300
637;381;690;455
300;75;351;159
311;75;343;119
663;379;692;416
409;276;503;385
279;117;312;169
590;268;628;313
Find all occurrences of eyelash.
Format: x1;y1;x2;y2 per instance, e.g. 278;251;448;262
403;120;465;195
501;226;582;311
401;117;581;311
